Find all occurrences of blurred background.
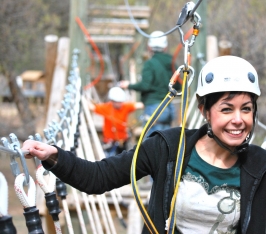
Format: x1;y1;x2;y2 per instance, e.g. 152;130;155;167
1;0;266;233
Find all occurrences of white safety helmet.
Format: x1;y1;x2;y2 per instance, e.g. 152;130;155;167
108;87;126;102
148;31;168;51
196;56;261;97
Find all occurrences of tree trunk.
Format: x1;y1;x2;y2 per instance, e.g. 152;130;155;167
7;72;36;138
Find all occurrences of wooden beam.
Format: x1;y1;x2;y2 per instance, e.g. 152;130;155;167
127;200;142;234
89;18;149;29
88;5;150;19
219;40;232;56
87;26;135;36
44;34;58;112
207;35;218;61
41;37;69;233
20;70;44;81
85;35;135;44
69;0;88;87
45;37;70;127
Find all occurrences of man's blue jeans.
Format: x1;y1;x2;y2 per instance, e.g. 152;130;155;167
143;102;177;138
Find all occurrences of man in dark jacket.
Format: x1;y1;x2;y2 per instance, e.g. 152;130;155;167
120;31;181;137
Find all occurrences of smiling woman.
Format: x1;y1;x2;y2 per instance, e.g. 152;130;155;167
196;56;260;156
21;56;266;233
196;93;254;169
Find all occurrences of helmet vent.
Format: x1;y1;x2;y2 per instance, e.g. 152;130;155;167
205;73;214;83
248;72;255;83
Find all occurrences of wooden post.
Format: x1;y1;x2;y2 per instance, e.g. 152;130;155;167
190;0;207;94
207;35;218;61
189;0;207;124
44;35;58;112
218;40;232;56
129;59;137;102
36;37;70;233
127;200;142;234
45;36;70;127
69;0;88;87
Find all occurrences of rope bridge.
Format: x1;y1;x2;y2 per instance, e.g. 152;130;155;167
0;50;146;234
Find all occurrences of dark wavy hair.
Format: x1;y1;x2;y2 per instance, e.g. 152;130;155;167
197;91;257;110
197;91;258;121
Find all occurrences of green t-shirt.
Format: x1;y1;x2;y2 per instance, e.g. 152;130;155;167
174;147;241;233
185;147;240;194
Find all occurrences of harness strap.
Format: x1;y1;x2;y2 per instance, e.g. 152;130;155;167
167;71;189;233
130;68;189;233
131;92;175;234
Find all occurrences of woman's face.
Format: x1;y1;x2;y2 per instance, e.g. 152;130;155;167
206;93;254;147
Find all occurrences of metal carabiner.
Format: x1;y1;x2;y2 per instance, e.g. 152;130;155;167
44;128;56;145
1;136;30;183
169;65;195;96
15;147;30;186
177;14;201;47
176;1;202;49
8;133;30;186
189;0;204;18
1;137;20;179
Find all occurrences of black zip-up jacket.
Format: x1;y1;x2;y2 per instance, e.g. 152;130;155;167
43;124;266;233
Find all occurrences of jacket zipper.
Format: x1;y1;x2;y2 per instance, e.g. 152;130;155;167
242;178;259;234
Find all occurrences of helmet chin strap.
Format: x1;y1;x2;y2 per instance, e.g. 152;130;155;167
207;123;254;155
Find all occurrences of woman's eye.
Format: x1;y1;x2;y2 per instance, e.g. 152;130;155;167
221;108;232;112
242;107;252;112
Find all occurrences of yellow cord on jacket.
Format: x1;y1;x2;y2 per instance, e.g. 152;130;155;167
130;70;189;234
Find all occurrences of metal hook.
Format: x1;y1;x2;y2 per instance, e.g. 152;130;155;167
176;1;202;49
16;148;30;186
9;133;30;186
168;65;195;96
1;137;20;179
44;128;56;145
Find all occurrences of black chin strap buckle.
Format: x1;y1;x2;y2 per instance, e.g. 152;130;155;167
207;126;214;138
235;143;249;154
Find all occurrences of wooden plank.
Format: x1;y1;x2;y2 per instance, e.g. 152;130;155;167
85;35;135;44
44;34;58;112
88;5;150;19
45;37;70;127
89;18;149;29
219;40;232;56
207;35;218;61
20;70;44;81
40;37;70;234
87;26;135;36
127;201;142;234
